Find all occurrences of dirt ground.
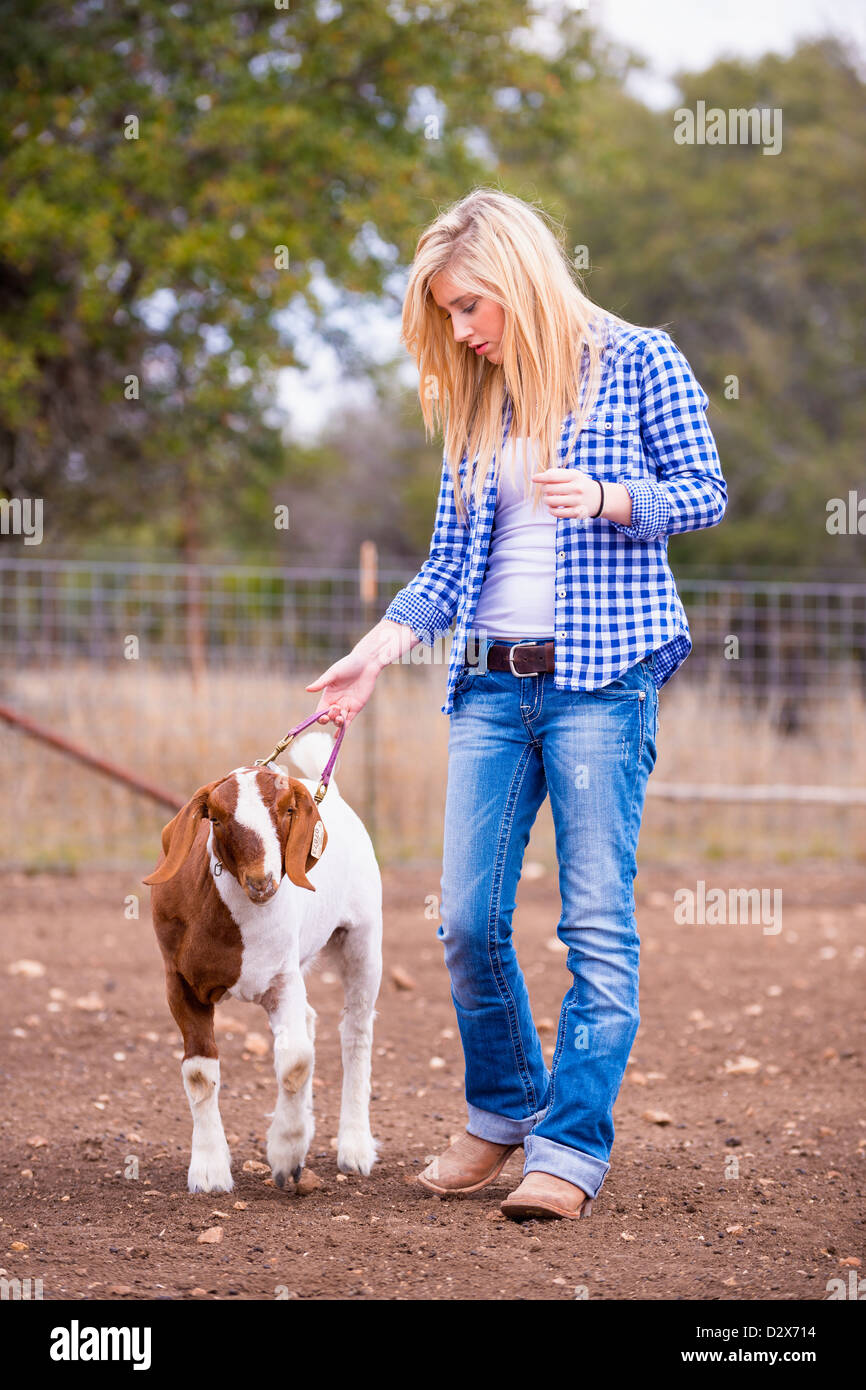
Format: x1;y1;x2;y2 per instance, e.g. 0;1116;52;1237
1;859;864;1303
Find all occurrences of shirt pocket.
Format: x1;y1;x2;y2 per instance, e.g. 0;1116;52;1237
571;407;645;480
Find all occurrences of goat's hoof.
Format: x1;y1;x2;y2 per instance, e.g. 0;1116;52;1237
337;1132;378;1176
267;1121;314;1187
187;1153;234;1195
271;1165;302;1191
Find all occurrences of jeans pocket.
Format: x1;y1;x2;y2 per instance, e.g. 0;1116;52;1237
591;666;645;698
591;653;656;699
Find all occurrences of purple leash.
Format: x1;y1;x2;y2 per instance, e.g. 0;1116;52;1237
254;711;347;804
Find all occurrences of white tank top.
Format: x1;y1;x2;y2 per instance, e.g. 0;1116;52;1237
471;436;557;639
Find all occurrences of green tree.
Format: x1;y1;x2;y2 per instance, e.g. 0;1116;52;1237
0;0;602;560
511;38;866;570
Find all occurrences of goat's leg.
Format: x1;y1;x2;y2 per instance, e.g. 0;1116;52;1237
265;972;316;1187
166;970;233;1194
332;924;382;1175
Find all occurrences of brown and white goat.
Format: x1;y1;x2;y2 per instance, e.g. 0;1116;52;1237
143;731;382;1193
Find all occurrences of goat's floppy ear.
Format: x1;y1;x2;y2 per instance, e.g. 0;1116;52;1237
143;779;224;886
277;779;328;891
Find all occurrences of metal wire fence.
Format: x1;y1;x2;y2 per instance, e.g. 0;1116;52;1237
1;558;864;865
1;558;864;707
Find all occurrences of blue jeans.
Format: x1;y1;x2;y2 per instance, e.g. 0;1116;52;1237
438;637;659;1200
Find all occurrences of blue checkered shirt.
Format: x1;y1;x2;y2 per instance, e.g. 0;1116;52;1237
382;319;727;715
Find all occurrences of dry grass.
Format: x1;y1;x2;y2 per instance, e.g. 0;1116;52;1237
1;661;863;871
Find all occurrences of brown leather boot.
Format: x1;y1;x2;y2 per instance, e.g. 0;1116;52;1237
500;1170;594;1221
416;1131;521;1194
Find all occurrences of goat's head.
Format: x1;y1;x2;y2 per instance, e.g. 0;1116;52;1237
142;766;328;902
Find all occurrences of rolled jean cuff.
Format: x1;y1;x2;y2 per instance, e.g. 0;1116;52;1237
523;1135;610;1200
466;1101;548;1145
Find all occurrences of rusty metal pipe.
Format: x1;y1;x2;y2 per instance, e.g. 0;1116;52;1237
0;701;185;812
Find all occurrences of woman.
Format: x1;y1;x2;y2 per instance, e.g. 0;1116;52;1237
306;188;727;1222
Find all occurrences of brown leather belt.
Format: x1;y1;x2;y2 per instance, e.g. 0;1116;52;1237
466;639;555;676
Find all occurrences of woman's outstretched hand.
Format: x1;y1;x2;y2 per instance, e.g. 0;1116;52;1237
305;650;382;728
305;619;416;728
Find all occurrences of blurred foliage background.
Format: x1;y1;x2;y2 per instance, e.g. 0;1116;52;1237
0;0;863;574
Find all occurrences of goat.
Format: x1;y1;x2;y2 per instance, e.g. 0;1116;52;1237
142;729;382;1194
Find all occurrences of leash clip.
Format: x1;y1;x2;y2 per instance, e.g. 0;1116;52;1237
255;711;348;804
254;729;295;767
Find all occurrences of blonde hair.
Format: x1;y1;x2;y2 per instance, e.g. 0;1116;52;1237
401;187;640;523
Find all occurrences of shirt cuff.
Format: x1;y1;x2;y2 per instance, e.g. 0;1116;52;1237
608;479;672;541
383;589;455;644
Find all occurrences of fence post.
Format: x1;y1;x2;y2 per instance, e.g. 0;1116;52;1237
181;487;207;690
359;540;378;851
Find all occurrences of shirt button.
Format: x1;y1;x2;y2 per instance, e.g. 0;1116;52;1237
558;551;565;559
605;421;613;430
558;632;566;639
557;588;566;598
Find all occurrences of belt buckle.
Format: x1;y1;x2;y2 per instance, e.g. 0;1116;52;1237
508;641;535;677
